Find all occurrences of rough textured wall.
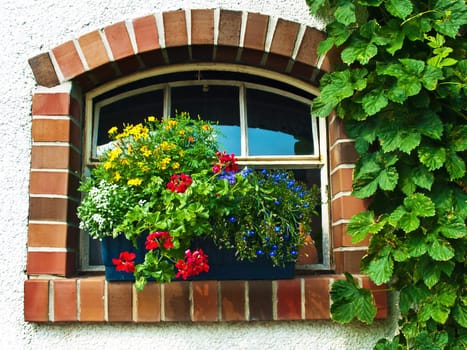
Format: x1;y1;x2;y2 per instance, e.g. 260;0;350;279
0;0;397;348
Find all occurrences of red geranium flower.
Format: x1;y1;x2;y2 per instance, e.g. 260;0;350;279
212;151;238;174
145;231;174;250
166;173;193;193
112;251;136;273
175;249;209;280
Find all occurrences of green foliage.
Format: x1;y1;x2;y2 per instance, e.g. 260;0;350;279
307;0;466;348
77;113;319;287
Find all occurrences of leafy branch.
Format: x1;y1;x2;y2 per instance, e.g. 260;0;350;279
307;0;466;348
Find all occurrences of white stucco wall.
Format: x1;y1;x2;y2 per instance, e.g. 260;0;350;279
0;0;398;348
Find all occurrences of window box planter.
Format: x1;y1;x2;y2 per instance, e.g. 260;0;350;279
101;235;294;281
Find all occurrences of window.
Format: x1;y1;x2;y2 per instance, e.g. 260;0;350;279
81;65;329;272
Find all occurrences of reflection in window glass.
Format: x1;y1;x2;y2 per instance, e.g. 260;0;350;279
171;85;241;154
97;90;164;147
246;89;314;156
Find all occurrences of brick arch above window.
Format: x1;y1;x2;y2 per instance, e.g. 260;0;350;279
25;9;386;323
28;9;338;90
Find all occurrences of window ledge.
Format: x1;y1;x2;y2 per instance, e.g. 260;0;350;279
24;274;387;322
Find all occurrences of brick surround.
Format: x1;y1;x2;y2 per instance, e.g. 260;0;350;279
25;9;383;323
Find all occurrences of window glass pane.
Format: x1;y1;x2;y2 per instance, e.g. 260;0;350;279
246;89;314;156
97;90;164;148
171;85;241;155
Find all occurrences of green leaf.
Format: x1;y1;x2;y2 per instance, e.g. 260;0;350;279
361;88;388;115
421;65;444;90
428;235;455;261
418;145;446;170
407;232;428;257
433;0;467;38
411;166;434;191
404;193;435;217
347;211;386;243
378;167;399;191
374;338;400;350
341;39;378;65
453;298;467;327
438;214;467;239
365;248;394;284
415;111;444;140
384;0;413;19
445;149;466;180
330;272;377;324
335;1;356;25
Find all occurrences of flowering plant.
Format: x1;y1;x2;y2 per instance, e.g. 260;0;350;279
78;112;319;289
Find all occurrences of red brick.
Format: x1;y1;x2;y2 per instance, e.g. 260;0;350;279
29;171;79;197
191;9;214;45
244;13;269;51
32;93;71;116
248;280;272;321
27;251;76;276
28;223;79;249
192;281;218;321
53;279;77;321
361;277;388;319
28;52;60;87
107;282;133;322
30;145;81;171
29;197;78;223
331;195;368;222
79;278;105;321
163;282;190;321
334;249;366;274
277;279;301;320
77;30;110;70
320;45;342;72
269;19;300;57
220;281;245;321
330;141;358;169
134;283;161;322
52;41;85;80
218;10;242;46
133;15;160;53
304;277;330;319
104;21;134;60
163;10;187;48
328;116;349;144
295;27;325;66
330;167;354;197
24;280;49;322
32;119;81;147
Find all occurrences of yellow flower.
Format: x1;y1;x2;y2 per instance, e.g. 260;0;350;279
165;119;177;130
127;178;142;186
172;162;180;170
108;126;118;135
147;116;156;122
160;157;171;170
108;147;122;161
187;136;195;143
179;130;185;136
104;161;113;170
140;146;152;157
202;124;211;131
114;171;121;182
179;150;185;157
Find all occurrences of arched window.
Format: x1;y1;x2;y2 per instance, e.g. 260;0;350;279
81;64;329;271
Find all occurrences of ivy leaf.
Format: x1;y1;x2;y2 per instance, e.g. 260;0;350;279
438;214;467;239
415;257;455;288
365;247;394;284
362;88;388;116
378;167;399;191
445;149;466;180
453;296;467;328
421;65;444;90
330;272;377;324
374;338;400;350
341;38;378;65
407;232;428;257
415;110;444;140
383;19;406;55
428;235;455;261
334;0;356;25
411;166;434;191
384;0;413;19
318;22;353;56
347;211;386;243
433;0;467;38
404;193;435;217
418;145;446;170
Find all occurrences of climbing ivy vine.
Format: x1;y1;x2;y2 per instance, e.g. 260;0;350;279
306;0;466;348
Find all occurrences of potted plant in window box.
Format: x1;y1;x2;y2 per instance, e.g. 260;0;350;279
77;112;319;290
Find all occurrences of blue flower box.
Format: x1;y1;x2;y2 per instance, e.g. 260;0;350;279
101;235;294;281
